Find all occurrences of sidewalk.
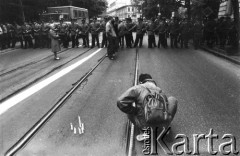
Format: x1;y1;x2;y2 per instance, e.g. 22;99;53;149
200;45;240;65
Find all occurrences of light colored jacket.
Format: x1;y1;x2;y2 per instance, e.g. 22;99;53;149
117;81;162;127
49;29;61;53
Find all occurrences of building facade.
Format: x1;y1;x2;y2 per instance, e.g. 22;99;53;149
107;5;141;22
219;0;240;17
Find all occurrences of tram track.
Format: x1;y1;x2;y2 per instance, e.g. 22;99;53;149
0;48;72;77
0;48;93;103
4;53;107;156
125;47;139;156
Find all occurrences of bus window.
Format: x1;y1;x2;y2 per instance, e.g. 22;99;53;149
74;10;77;18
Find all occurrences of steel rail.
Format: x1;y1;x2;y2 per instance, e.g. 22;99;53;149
126;47;139;156
4;53;107;156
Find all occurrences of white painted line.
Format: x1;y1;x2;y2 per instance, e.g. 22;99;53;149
74;127;77;134
78;127;82;134
70;123;73;130
78;115;81;127
0;48;103;116
81;123;84;133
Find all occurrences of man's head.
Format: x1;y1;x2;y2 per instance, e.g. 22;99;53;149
139;74;153;84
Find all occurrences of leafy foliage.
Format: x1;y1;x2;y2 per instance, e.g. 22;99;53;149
0;0;107;23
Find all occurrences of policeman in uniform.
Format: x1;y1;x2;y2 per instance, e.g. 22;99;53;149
23;22;33;49
80;18;90;48
15;23;24;48
147;18;157;48
125;18;134;48
118;20;126;48
180;17;191;48
134;18;145;48
157;17;168;48
33;22;41;49
193;20;203;50
40;22;49;48
69;18;79;48
90;17;100;48
169;17;180;48
58;19;68;48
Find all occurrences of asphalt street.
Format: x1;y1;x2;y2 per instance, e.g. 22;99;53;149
0;36;239;156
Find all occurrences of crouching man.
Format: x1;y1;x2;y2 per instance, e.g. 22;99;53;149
117;74;178;141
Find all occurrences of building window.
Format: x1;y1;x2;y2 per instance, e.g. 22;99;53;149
128;7;130;12
132;7;134;12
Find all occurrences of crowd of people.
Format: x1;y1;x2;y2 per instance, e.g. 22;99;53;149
0;15;238;59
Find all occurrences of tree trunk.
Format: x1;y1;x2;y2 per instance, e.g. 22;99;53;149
232;0;239;48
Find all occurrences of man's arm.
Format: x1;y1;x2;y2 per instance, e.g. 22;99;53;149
117;86;140;115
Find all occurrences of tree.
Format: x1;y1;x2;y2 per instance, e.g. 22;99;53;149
0;0;107;23
232;0;239;48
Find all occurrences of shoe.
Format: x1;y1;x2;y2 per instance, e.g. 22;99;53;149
54;57;60;60
136;133;150;142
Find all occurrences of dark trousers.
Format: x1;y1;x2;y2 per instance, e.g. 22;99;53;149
91;34;99;47
34;35;40;48
219;32;227;48
170;33;178;48
125;34;132;48
158;33;167;48
119;36;124;48
193;33;202;50
180;33;189;48
148;35;156;48
134;34;143;47
71;35;77;48
206;31;215;47
107;36;116;57
24;35;33;48
82;34;89;47
59;34;68;48
101;32;108;48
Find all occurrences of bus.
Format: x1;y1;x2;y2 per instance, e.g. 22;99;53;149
41;6;89;24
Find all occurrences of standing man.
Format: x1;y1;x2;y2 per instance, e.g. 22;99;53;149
80;18;90;48
157;17;168;48
169;17;180;48
180;17;191;48
69;19;79;48
106;16;117;60
125;18;134;48
134;18;145;48
58;19;68;48
147;18;157;48
101;17;108;48
90;17;100;48
193;20;203;50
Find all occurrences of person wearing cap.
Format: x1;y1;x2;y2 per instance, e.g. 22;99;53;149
69;18;79;48
179;17;191;48
117;73;178;141
169;17;180;48
80;18;90;48
58;20;68;48
114;17;120;51
49;25;61;60
125;18;133;48
157;17;168;48
134;18;145;48
90;17;101;48
106;16;117;60
33;22;41;49
146;18;157;48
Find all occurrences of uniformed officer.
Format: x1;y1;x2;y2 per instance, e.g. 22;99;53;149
33;22;41;48
69;18;79;48
15;23;24;48
90;17;101;48
80;18;90;48
193;20;203;50
59;19;68;48
147;18;157;48
134;18;145;48
169;17;180;48
180;17;191;48
40;22;50;48
125;18;134;48
157;17;168;48
23;22;33;49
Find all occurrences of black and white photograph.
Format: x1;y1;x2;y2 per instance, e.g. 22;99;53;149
0;0;240;155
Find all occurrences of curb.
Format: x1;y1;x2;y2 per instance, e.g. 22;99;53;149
200;46;240;65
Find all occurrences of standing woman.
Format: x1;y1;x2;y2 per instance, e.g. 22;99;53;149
49;25;61;60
